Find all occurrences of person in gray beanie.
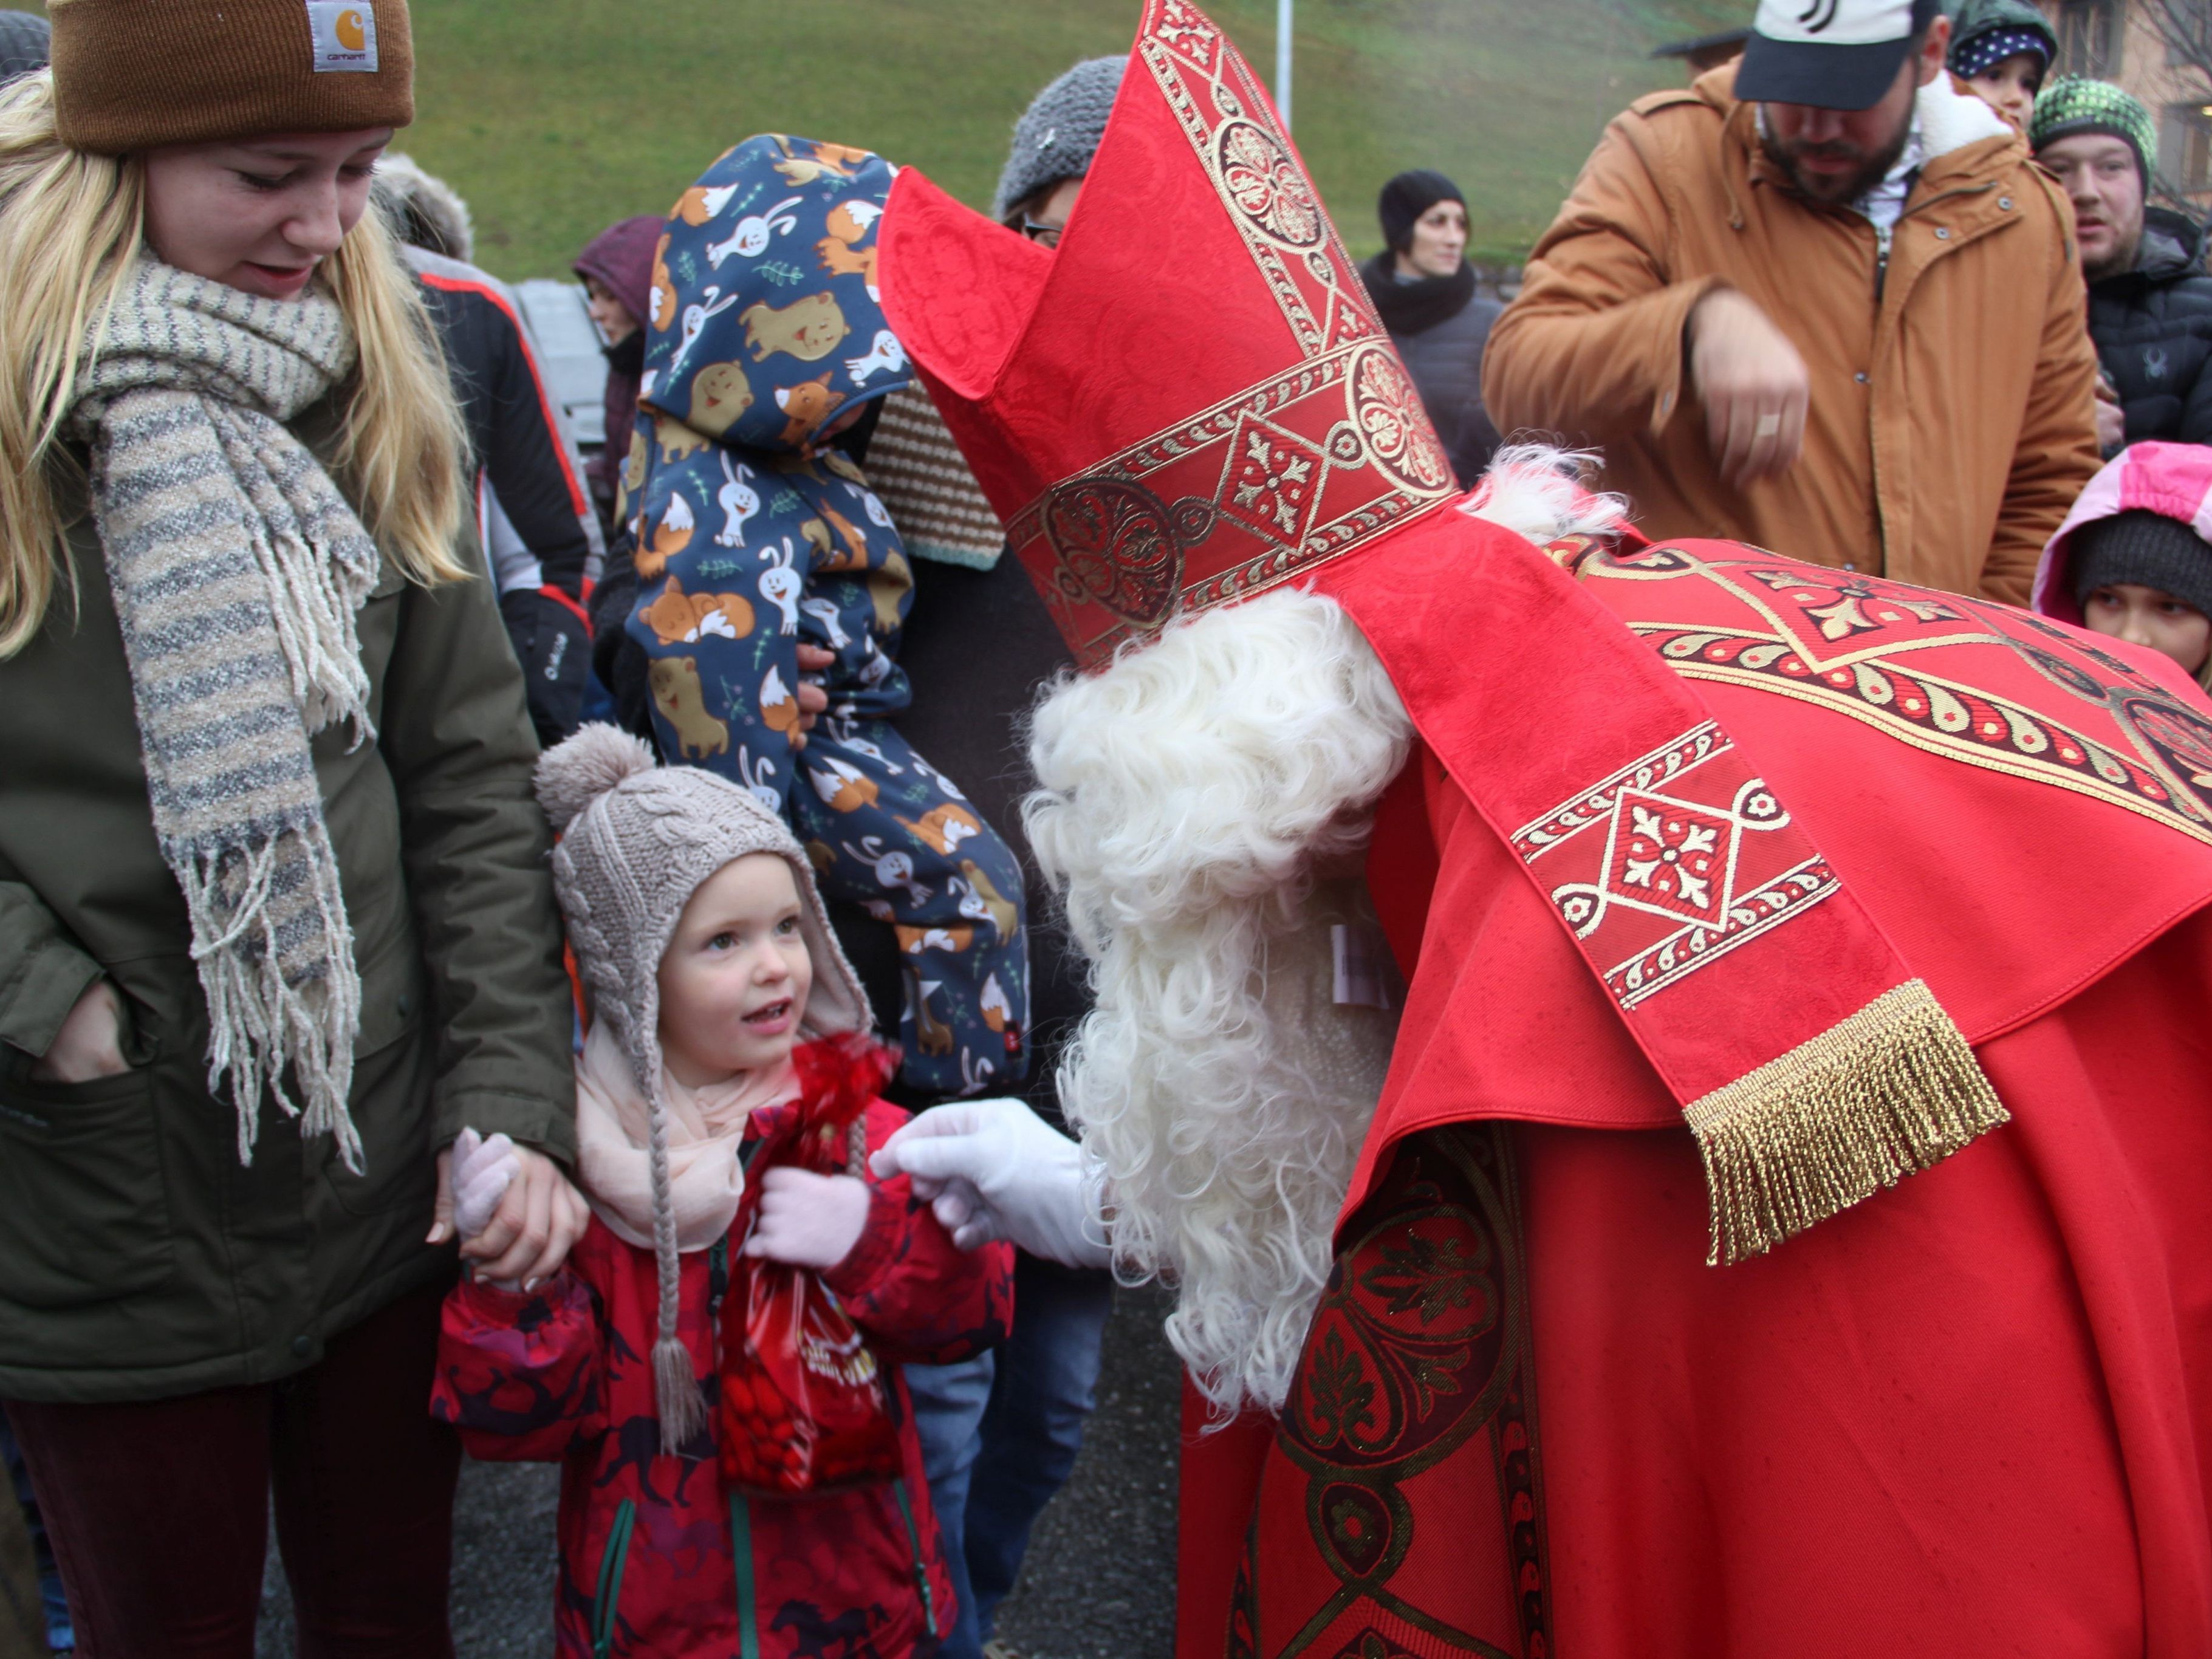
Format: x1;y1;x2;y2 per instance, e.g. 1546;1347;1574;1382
993;53;1123;234
433;723;1013;1656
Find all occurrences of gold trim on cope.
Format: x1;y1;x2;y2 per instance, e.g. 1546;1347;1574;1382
1683;979;2008;1265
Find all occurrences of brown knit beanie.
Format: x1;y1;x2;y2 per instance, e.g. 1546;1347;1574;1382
50;0;414;155
536;725;870;1451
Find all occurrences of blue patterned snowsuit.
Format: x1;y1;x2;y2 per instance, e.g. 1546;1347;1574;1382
625;135;1027;1096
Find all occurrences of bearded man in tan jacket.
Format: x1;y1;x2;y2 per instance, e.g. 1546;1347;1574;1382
1485;0;2100;605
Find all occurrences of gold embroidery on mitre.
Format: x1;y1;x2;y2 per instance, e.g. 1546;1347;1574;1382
1139;0;1382;363
1007;1;1457;668
1683;979;2007;1267
1008;342;1456;664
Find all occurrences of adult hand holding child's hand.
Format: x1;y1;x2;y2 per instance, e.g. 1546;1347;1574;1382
745;1166;870;1270
445;1129;519;1240
430;1135;591;1290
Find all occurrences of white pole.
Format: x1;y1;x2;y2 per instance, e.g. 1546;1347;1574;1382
1276;0;1293;131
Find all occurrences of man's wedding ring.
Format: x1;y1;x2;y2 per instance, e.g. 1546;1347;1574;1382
1754;413;1781;439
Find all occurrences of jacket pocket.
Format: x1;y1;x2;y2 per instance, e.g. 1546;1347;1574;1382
0;1061;172;1310
591;1496;636;1658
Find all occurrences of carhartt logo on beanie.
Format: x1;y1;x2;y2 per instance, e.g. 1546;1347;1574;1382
304;2;376;73
49;0;413;155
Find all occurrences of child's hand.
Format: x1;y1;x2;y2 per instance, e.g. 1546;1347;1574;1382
446;1128;520;1241
791;645;832;752
745;1167;870;1270
430;1142;591;1291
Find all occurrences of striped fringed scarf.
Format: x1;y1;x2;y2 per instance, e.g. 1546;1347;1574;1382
70;258;382;1170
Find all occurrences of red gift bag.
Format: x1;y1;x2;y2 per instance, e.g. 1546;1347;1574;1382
717;1038;903;1496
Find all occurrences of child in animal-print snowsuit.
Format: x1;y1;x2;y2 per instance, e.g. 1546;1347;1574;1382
625;134;1029;1097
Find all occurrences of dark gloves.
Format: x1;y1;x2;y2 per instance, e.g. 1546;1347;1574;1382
499;588;591;749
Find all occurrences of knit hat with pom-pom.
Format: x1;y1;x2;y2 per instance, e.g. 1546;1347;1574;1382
535;723;868;1449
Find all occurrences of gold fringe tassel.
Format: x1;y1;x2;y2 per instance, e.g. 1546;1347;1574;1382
1683;980;2008;1266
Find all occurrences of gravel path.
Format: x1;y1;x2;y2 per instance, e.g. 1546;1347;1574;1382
255;1281;1182;1658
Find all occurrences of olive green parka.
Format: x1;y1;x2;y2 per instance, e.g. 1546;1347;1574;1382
0;403;575;1403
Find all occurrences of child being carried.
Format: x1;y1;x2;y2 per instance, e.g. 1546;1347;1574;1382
622;134;1029;1103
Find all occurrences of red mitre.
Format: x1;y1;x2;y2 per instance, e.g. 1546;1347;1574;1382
878;0;1459;667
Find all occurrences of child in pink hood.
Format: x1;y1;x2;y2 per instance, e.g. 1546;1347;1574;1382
2035;440;2212;691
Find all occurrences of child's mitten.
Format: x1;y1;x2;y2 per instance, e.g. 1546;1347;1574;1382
451;1127;521;1241
744;1167;871;1270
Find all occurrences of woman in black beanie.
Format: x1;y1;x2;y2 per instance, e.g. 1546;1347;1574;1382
1358;169;1504;485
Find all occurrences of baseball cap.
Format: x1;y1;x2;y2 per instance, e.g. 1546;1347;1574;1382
1734;0;1942;112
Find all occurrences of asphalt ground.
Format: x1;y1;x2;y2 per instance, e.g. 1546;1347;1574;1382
247;1279;1182;1658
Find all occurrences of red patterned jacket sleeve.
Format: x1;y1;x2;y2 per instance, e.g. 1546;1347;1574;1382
822;1098;1015;1365
428;1269;608;1462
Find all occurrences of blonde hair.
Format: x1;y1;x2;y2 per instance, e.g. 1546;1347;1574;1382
0;69;468;657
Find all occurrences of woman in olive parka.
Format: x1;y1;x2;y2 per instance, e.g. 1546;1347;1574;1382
0;1;584;1649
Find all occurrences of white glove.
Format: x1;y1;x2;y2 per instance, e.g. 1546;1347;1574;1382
870;1098;1109;1270
450;1128;520;1242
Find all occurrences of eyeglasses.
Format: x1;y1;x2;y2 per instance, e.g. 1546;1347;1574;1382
1019;218;1064;248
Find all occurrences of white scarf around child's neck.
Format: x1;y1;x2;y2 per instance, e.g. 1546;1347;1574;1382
574;1021;800;1251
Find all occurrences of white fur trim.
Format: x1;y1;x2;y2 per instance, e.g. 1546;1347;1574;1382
374;152;475;264
1025;588;1413;1415
1919;69;2010;158
1462;442;1631;546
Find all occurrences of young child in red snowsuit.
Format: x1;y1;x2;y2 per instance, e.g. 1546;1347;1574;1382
431;725;1012;1658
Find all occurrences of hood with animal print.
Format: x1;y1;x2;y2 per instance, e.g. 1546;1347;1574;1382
639;134;908;457
625;134;920;727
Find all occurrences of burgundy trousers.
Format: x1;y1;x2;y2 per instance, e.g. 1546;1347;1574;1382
4;1275;461;1659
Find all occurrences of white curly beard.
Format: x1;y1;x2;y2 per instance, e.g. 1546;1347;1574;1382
1023;586;1414;1417
1021;445;1629;1419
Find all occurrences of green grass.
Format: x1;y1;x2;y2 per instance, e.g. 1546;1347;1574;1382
393;0;1744;279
